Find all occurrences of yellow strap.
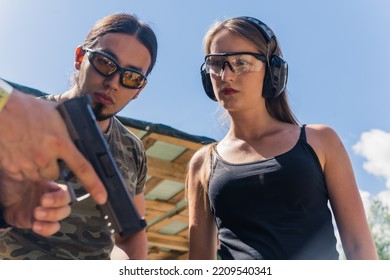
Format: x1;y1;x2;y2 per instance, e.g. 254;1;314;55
0;79;13;113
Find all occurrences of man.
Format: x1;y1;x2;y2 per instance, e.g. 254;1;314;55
0;13;158;259
0;80;107;237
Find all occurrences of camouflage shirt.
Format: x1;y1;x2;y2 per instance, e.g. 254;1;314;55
0;95;147;259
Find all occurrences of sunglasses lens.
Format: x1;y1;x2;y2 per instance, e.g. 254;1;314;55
122;71;146;89
90;53;117;76
87;49;147;89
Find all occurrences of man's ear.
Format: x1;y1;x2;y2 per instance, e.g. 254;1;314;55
74;46;85;70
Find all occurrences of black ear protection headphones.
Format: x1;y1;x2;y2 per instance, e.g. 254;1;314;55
200;16;288;101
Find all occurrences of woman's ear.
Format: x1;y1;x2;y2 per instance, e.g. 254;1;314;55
74;46;85;70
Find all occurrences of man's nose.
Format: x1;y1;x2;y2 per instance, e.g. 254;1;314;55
104;70;121;90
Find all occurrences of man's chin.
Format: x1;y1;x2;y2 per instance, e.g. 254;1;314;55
95;114;113;122
92;103;113;121
94;110;113;121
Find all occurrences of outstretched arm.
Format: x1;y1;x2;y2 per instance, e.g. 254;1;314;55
0;83;107;205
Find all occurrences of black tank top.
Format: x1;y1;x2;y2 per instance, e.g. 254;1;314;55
208;125;338;259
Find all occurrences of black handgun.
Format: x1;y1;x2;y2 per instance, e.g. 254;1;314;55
56;95;147;237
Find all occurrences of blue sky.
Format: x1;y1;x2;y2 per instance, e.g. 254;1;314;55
1;0;389;203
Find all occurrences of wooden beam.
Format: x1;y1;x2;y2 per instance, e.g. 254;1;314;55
148;133;205;150
147;232;188;252
173;149;196;165
143;137;157;150
147;156;186;182
145;177;163;195
148;249;188;260
147;213;188;232
167;189;186;204
145;209;169;221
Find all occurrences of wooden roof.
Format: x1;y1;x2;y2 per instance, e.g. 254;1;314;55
115;116;214;259
8;79;215;260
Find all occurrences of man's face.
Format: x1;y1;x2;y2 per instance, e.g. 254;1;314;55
75;33;151;121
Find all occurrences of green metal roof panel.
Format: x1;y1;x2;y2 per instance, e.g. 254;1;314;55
145;180;184;201
146;141;186;161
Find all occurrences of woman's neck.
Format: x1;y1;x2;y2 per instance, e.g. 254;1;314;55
227;108;281;140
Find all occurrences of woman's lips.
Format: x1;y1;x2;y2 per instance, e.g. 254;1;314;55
221;88;238;96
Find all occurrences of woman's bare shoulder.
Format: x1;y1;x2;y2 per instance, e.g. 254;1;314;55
305;124;345;158
188;142;218;171
305;124;340;141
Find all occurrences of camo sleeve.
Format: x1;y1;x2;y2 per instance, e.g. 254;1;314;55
108;117;147;196
135;144;147;195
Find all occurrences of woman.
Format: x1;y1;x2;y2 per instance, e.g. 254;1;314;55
187;16;378;260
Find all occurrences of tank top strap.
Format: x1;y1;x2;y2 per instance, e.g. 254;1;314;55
299;124;307;142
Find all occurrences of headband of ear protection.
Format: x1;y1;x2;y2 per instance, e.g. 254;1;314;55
200;16;288;101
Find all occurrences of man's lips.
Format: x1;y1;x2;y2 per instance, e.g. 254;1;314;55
95;92;114;105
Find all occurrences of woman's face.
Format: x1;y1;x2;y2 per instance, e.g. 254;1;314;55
208;29;266;112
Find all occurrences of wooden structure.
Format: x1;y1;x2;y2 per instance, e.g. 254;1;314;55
116;116;214;259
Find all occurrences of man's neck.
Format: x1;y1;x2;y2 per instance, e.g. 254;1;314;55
98;118;111;134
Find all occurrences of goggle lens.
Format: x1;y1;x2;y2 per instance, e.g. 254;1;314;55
205;52;266;76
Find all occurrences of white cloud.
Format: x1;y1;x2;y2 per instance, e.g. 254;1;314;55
376;189;390;208
353;129;390;188
352;129;390;228
334;130;390;258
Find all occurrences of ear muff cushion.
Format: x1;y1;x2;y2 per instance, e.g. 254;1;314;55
269;55;288;98
262;67;274;99
201;63;217;101
262;55;288;99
